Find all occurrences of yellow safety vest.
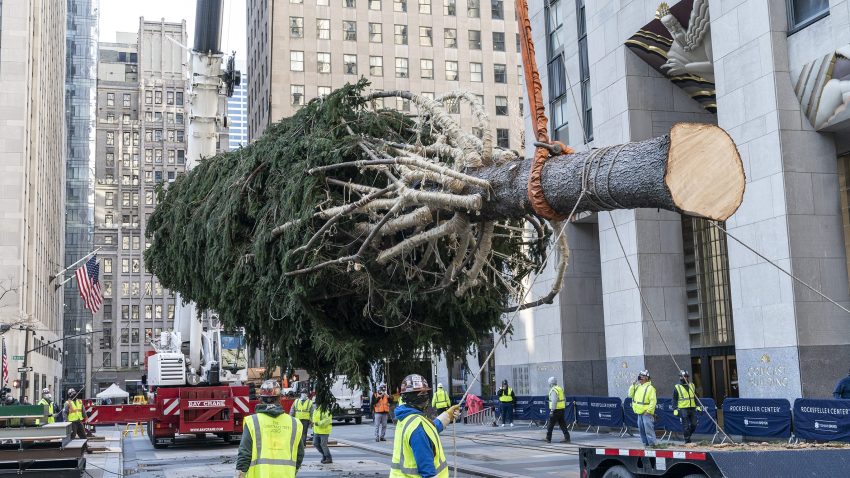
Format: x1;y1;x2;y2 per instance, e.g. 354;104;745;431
675;383;696;409
498;388;513;403
550;385;565;410
629;382;657;415
312;408;333;435
67;399;83;422
245;413;303;478
293;399;312;421
35;399;55;425
431;389;450;409
390;414;448;478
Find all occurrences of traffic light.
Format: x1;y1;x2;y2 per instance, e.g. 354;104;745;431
12;380;20;389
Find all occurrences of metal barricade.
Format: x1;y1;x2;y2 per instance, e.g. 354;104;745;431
465;407;495;425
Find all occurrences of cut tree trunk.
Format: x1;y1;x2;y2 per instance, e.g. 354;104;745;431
469;123;744;222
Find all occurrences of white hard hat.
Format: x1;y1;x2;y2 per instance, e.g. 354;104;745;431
547;376;556;385
42;388;50;394
437;383;443;388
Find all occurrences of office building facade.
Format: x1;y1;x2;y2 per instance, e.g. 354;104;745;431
227;62;248;150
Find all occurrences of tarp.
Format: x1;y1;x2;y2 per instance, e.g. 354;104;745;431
722;398;792;439
623;397;638;428
655;397;717;435
96;383;129;400
563;396;575;424
588;396;624;428
793;399;850;442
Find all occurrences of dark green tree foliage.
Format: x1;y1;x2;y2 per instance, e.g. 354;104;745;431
145;81;544;406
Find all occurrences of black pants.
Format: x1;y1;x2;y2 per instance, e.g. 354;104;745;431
435;407;447;417
299;419;310;446
70;420;87;439
546;408;570;441
679;408;697;441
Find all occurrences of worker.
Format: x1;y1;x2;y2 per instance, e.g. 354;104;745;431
833;368;850;399
431;383;450;415
36;388;58;425
289;390;313;447
672;370;700;444
312;404;334;464
235;380;304;478
497;380;515;427
64;388;88;439
628;370;657;447
544;376;570;443
372;383;391;442
390;374;460;477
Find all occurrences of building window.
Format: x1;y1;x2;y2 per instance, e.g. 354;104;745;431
177;150;185;164
145;190;154;205
369;56;384;76
176;113;184;124
470;62;483;82
345;0;356;6
444;28;457;48
493;63;507;83
445;61;459;81
290;51;304;71
395;25;408;45
121;352;129;368
787;0;829;31
343;54;358;75
290;16;304;38
468;30;481;49
106;152;115;166
106;92;115;106
444;98;459;114
420;59;434;79
120;328;129;344
496;128;509;148
103;258;113;273
492;31;505;51
444;0;456;15
395;58;409;78
291;85;305;105
317;19;330;39
547;0;564;53
131;329;140;344
155;90;162;104
122;114;130;124
318;86;332;97
394;0;407;11
576;0;592;141
168;150;175;163
468;0;480;17
551;96;568;143
176;91;183;105
292;0;303;3
317;52;331;73
495;96;508;115
343;21;357;41
491;0;503;19
419;0;431;14
106;131;114;145
317;0;327;4
397;97;411;111
103;352;112;367
123;132;130;146
420;26;433;46
166;91;174;105
369;0;381;9
369;23;382;43
144;90;152;104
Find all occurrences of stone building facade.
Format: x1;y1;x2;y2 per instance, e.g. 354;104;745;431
496;0;850;403
91;20;188;395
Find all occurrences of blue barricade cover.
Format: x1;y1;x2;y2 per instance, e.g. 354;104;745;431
513;396;534;420
530;396;551;421
623;397;638;428
793;399;850;442
574;396;592;425
655;398;677;431
722;398;792;438
654;398;717;435
563;396;575;424
695;398;718;435
588;396;624;427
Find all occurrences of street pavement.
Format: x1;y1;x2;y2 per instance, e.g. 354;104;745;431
88;420;656;477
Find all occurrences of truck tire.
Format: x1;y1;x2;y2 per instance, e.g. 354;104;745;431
355;417;362;425
602;465;636;478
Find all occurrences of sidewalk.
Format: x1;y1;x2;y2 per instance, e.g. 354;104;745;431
85;428;123;477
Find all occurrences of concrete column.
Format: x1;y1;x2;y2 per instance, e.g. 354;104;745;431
710;0;850;400
586;1;715;399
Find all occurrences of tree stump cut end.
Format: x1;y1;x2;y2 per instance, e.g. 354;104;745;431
665;123;745;222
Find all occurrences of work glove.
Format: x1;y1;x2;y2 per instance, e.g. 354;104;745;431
673;410;679;416
234;471;245;478
696;406;702;412
437;405;461;428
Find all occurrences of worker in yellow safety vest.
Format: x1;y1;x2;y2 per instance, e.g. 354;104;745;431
497;380;515;427
63;388;88;439
235;380;304;478
628;370;657;447
390;374;460;478
431;383;450;415
35;388;58;425
312;405;334;464
673;370;701;444
545;376;571;443
289;391;313;447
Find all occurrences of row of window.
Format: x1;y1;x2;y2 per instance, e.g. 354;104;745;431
105;112;184;125
294;19;518;52
102;351;143;369
100;169;178;189
104;190;158;208
102;279;173;298
106;90;184;108
110;303;174;321
288;0;507;19
105;129;185;145
105;149;185;167
290;52;510;83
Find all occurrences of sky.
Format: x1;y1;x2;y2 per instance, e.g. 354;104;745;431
98;0;247;64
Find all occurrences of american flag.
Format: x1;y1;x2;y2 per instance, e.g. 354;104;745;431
2;337;7;383
76;256;103;314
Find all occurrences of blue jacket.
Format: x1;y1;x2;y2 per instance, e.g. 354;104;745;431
834;375;850;399
394;404;445;478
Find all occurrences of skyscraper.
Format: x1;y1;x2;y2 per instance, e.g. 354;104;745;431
91;19;189;394
227;62;248;150
63;0;99;395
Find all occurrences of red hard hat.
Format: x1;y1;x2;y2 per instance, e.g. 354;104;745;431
399;374;430;394
258;380;281;398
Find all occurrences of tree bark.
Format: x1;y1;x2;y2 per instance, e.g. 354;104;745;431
469;123;744;222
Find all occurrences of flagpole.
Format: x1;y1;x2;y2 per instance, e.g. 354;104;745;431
49;246;103;283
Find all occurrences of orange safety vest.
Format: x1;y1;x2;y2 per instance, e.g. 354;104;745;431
374;394;390;413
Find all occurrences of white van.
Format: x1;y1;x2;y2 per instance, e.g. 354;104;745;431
331;375;364;424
